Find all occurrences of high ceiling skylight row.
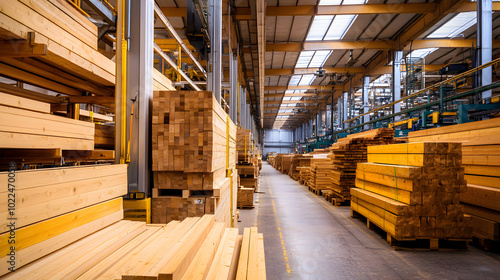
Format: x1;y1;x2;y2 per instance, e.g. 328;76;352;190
427;12;476;39
407;48;438;60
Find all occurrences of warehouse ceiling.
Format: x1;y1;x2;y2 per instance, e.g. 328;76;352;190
157;0;500;130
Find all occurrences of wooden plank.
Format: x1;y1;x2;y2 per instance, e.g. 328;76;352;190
461;184;500;211
463;155;500;166
0;164;127;232
0;131;93;150
0;42;47;57
464;203;500;223
463;145;500;155
367;142;461;154
62;150;115;161
74;225;164;279
464;165;500;177
180;222;226;280
153;68;175;91
235;227;250;280
156;215;216;280
0;198;122;257
0;83;61;104
205;228;239;280
357;162;421;179
0;62;83;96
2;221;146;280
247;227;259;279
464;175;500;188
350;188;409;216
0;209;122;276
366;153;461;167
408;118;500;138
0;57;114;96
0;92;50;113
79;109;113;122
257;233;266;280
470;215;500;240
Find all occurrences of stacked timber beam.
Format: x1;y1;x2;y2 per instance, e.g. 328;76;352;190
152;91;237;226
0;164;127;276
352;142;472;250
308;153;333;195
1;215;266;279
289;154;312;180
328;128;402;205
267;153;276;166
236;129;261;208
408;118;500;250
280;154;294;174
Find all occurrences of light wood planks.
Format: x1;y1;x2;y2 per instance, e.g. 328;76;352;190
0;164;127;233
0;92;50;113
0;104;94;150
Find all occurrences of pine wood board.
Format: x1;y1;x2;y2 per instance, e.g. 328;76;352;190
464;165;500;177
463;203;500;223
0;92;50;113
462;155;500;166
2;220;146;279
367;142;461;155
470;215;500;240
0;210;123;276
463;145;500;155
181;222;226;280
461;184;500;212
357;162;422;179
206;228;239;280
367;153;461;167
408;118;500;138
464;175;500;189
153;68;175;90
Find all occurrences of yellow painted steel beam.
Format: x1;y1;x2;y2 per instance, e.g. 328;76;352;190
265;85;342;91
267;39;500;52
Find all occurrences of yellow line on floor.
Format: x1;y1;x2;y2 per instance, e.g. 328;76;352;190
265;172;292;276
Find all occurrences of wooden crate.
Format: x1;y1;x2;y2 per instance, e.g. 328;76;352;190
240;177;257;189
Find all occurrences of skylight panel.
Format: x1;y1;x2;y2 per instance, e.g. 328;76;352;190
324;15;357;40
288;75;302;86
295;51;315;68
427;12;476;38
283;97;291;101
319;0;342;5
290;97;302;101
309;51;332;68
299;74;315;86
407;48;438;59
306;16;334;41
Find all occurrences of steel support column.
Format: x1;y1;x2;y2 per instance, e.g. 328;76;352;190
362;76;370;130
478;0;492;99
126;0;153;194
229;53;238;122
392;51;403;121
343;92;348;129
208;0;222;103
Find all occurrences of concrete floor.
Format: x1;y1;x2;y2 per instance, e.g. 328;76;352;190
238;162;500;280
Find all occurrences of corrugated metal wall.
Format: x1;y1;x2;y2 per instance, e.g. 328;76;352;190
263;129;294;155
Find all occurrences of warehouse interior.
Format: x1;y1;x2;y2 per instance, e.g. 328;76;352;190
1;0;500;279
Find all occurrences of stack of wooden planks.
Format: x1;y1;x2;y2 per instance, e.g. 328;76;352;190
152;91;237;226
0;164;127;275
0;93;94;151
329;128;402;203
408;118;500;248
2;215;266;279
289;154;312;180
351;142;471;249
308;154;333;193
299;167;311;185
280;154;294;174
236;129;252;162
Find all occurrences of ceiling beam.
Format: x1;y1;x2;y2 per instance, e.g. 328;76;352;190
266;39;500;52
265;67;363;76
257;0;266;126
234;3;437;20
265;85;342;92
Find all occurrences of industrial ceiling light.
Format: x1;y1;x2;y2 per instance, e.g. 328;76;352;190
315;67;326;78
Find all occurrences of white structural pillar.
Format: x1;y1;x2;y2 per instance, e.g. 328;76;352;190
337;99;342;130
126;0;153;194
208;0;222;103
362;76;370;130
229;53;238;122
343;92;348;129
478;0;492;99
308;119;313;138
316;111;322;136
392;51;403;121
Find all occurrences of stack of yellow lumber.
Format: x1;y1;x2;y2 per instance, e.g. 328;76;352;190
152;91;237;226
0;164;127;275
329;128;401;202
236;129;252;162
308;154;333;192
352;142;471;247
289;154;312;180
1;215;266;280
280;154;294;174
408;118;500;246
237;188;255;208
299;167;311;185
